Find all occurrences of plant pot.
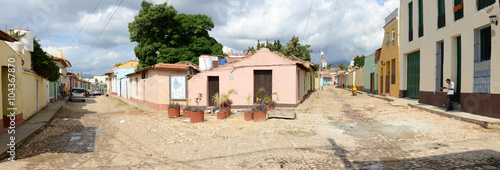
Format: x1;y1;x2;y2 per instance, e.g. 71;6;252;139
190;111;204;123
244;112;254;121
268;105;276;111
168;108;180;118
183;111;191;117
254;111;267;122
217;111;227;120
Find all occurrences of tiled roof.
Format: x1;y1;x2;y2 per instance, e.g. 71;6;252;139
0;30;18;42
126;63;196;77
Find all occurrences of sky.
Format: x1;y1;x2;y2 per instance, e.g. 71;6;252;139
0;0;399;77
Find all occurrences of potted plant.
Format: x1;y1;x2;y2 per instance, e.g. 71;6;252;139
190;93;205;123
168;101;181;118
268;100;277;111
218;107;228;120
220;89;237;112
255;87;279;111
252;101;268;122
244;94;253;121
183;98;191;117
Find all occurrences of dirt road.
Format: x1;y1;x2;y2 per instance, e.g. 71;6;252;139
1;87;500;169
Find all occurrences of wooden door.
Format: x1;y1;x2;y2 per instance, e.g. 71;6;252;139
208;76;219;106
380;75;384;95
407;51;421;99
370;73;375;94
254;70;272;103
386;75;390;93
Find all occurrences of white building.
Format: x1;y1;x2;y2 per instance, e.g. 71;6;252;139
399;0;499;118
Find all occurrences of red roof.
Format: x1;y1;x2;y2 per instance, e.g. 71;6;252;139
125;63;196;77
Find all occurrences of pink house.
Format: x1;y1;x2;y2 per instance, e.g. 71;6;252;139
126;62;199;111
188;48;317;108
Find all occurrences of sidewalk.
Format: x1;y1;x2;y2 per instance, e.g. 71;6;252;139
368;94;500;129
109;95;158;113
0;99;66;158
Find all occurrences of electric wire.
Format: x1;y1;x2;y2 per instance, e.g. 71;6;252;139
302;0;314;43
69;0;103;47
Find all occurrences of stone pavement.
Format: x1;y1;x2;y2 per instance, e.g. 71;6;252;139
368;94;500;129
0;98;66;158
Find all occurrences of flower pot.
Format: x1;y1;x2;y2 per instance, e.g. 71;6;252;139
268;105;276;111
254;111;267;122
168;108;180;118
183;111;191;118
217;111;227;120
244;112;254;121
190;111;204;123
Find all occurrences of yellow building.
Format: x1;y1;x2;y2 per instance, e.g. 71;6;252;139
116;60;139;69
1;29;48;131
378;9;400;97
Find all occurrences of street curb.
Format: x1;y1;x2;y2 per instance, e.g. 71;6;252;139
0;101;65;160
367;94;395;102
408;104;500;129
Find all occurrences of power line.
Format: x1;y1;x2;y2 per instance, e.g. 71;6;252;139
78;0;124;62
69;0;103;47
302;0;314;43
325;0;338;53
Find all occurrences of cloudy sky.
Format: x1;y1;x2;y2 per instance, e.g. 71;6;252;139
0;0;399;77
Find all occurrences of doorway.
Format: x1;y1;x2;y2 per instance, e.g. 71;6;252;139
370;73;375;94
254;70;272;103
208;76;219;106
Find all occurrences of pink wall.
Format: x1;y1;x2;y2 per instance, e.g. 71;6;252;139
188;49;305;107
129;69;189;110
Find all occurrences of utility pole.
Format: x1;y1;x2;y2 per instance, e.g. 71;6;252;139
320;46;324;91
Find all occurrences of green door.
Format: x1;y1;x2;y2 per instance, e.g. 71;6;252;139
407;51;420;99
456;36;461;103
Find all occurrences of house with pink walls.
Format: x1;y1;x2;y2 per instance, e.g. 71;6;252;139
126;62;199;111
188;48;317;108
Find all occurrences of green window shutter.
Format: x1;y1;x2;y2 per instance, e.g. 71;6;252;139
480;26;492;61
438;0;445;15
409;2;413;32
418;0;423;27
454;0;463;6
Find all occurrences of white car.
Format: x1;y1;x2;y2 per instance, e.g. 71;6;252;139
69;88;86;102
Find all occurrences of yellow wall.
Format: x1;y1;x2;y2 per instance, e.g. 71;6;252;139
116;61;139;69
379;19;400;97
1;41;24;121
22;72;48;120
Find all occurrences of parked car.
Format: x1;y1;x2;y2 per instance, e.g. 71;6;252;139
92;89;102;96
69;88;86;102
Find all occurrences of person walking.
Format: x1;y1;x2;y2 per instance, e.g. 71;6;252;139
63;84;68;100
59;83;64;100
441;79;454;111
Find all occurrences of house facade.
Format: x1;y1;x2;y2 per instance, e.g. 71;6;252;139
127;63;198;111
364;52;379;94
105;60;138;97
379;8;401;97
400;0;500;118
188;48;317;108
49;50;71;103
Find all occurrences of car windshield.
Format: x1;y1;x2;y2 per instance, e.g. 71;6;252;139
72;89;85;93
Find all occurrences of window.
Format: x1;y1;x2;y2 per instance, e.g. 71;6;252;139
435;41;444;92
141;71;148;79
454;0;464;20
473;26;491;93
418;0;424;37
391;59;396;84
438;0;446;29
391;30;395;45
477;0;495;10
409;2;414;42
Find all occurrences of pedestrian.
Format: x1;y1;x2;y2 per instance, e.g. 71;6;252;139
63;84;68;99
441;78;454;111
59;83;64;99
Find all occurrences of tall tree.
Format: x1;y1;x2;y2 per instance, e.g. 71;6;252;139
338;63;348;70
281;35;312;61
32;39;60;81
129;1;223;69
353;55;366;67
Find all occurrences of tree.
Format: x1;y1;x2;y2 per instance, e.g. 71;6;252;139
129;1;223;69
32;39;60;82
246;36;312;61
281;36;312;61
354;55;366;67
114;63;122;67
327;63;333;69
338;63;348;70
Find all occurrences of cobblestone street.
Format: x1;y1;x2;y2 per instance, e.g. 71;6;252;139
1;86;500;169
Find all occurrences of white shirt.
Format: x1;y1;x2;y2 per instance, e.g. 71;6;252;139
448;81;455;95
